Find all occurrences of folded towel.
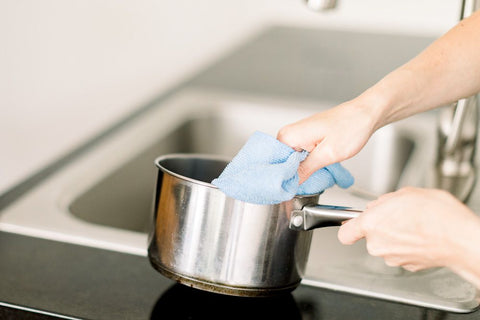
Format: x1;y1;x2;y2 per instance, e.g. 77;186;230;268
211;131;354;205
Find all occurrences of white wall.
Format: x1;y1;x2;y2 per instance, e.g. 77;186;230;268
0;0;462;193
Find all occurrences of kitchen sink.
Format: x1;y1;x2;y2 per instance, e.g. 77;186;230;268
0;88;476;312
68;95;414;233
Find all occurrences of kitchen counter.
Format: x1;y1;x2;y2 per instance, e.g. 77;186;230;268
2;26;480;319
1;231;479;320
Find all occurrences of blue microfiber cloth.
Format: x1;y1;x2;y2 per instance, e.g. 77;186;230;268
211;131;354;205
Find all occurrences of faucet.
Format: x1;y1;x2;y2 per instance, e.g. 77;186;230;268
433;96;478;201
431;0;480;202
304;0;337;11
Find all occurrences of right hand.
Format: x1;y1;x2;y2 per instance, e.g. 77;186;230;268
338;187;479;272
277;98;378;183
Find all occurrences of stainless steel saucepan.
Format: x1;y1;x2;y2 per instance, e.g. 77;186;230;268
148;154;361;297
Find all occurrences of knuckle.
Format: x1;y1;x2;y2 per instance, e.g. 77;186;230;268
375;191;396;203
277;125;296;145
366;241;382;256
359;216;375;234
434;188;454;199
276;126;288;140
398;186;416;194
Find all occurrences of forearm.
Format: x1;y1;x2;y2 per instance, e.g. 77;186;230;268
361;10;480;130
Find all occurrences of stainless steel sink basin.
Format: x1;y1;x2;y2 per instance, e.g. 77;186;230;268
68;94;414;233
0;88;476;312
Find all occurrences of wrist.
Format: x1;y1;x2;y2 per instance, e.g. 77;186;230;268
356;67;423;132
352;85;395;133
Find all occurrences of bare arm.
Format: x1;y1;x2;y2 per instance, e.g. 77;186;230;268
277;10;480;287
278;10;480;182
369;9;480;129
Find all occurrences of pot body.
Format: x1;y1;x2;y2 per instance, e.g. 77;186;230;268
148;154;319;296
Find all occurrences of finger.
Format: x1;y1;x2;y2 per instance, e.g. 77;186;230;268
384;257;407;267
338;218;365;245
298;143;338;183
276;124;317;152
366;191;398;209
375;190;398;203
402;264;424;272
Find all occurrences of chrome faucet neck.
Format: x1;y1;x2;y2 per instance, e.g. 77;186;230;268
461;0;480;19
304;0;337;12
433;97;478;202
429;0;479;202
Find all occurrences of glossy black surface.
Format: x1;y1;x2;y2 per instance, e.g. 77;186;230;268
150;285;303;320
0;231;479;319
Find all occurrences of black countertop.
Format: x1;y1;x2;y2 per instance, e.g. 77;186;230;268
1;26;479;319
1;231;479;320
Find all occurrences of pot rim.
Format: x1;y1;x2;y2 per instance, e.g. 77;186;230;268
155;153;231;189
154;153;322;201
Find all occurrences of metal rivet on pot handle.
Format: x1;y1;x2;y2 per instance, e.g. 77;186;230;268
289;204;362;231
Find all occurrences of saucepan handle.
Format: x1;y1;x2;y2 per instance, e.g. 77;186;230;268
289;204;362;231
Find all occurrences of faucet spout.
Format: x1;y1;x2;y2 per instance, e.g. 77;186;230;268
431;96;478;202
304;0;338;11
429;0;480;202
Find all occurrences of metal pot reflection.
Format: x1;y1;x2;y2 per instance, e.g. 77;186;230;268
149;154;360;297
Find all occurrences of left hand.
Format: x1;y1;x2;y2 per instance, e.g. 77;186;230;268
337;187;480;272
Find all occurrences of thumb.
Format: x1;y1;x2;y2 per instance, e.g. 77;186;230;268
298;143;338;184
338;218;365;245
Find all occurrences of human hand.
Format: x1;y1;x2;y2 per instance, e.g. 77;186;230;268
338;187;480;273
277;98;379;183
278;10;480;184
